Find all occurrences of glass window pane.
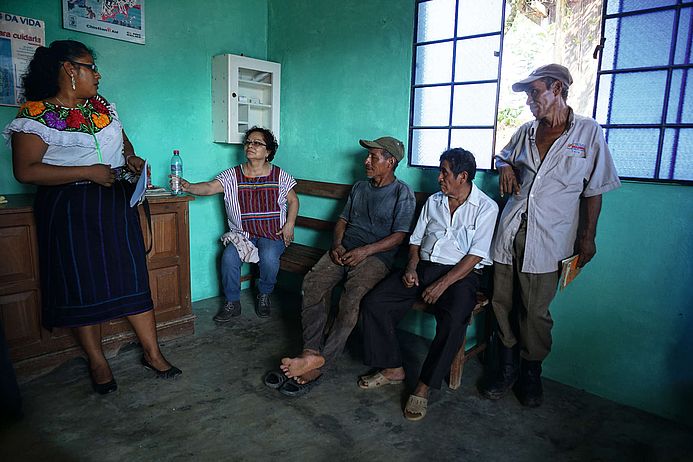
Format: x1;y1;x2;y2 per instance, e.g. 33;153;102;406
661;129;693;181
415;42;454;85
606;128;660;178
602;11;675;70
595;73;613;124
607;0;676;15
450;129;494;169
596;71;667;125
452;83;497;126
457;0;503;37
413;86;452;126
411;129;449;166
667;69;692;124
675;7;692;65
417;0;456;42
454;35;500;82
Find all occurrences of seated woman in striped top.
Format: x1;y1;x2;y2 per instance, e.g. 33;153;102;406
178;127;299;320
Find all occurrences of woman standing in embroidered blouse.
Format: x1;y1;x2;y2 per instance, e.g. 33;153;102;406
5;40;180;394
178;127;299;321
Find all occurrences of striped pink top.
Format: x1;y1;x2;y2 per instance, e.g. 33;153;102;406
216;164;296;240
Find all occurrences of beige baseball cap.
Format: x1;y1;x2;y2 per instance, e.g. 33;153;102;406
512;64;573;92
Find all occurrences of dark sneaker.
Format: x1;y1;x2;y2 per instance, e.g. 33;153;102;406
256;293;271;317
480;364;519;400
213;301;241;323
517;360;543;408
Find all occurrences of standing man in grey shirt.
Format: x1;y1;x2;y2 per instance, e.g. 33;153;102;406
267;136;416;397
481;64;621;407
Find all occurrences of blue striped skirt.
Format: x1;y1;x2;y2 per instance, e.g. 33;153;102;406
34;180;153;329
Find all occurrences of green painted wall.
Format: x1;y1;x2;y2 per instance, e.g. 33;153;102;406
1;0;268;301
2;0;691;428
267;0;693;427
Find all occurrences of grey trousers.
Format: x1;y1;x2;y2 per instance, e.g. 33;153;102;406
493;218;559;362
301;252;390;369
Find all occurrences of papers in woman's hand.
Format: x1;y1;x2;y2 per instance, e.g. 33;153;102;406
129;160;148;207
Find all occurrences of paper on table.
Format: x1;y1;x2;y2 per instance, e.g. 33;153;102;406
130;159;148;207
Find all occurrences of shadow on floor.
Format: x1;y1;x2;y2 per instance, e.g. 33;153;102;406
1;288;691;462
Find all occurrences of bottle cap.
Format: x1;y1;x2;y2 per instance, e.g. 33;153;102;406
174;149;180;154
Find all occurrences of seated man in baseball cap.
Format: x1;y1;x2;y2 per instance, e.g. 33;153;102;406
264;136;416;397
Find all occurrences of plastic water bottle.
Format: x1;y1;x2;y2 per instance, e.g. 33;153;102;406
170;149;183;195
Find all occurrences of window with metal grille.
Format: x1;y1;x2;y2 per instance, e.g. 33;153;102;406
594;0;692;182
409;0;692;184
409;0;506;170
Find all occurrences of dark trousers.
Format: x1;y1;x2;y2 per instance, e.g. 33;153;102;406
361;261;480;389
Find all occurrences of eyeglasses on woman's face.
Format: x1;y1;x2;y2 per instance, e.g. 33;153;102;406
69;60;99;73
244;140;267;148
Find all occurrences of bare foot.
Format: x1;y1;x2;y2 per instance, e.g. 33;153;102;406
280;352;325;378
380;367;406;381
295;368;322;385
412;380;429;399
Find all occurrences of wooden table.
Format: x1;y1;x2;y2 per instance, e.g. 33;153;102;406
0;193;195;382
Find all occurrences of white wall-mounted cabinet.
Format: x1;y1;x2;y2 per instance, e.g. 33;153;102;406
212;54;281;144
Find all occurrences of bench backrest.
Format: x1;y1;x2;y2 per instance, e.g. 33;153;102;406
294;178;431;232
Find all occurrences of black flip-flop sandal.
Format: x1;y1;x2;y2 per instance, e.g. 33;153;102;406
278;375;323;397
263;370;289;389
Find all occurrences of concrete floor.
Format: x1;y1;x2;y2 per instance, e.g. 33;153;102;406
1;288;691;462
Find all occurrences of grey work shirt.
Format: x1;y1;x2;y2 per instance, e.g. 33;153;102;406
340;179;416;267
492;109;621;274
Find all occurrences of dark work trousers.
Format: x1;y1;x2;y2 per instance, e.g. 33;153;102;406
361;261;480;389
301;252;390;370
0;319;22;422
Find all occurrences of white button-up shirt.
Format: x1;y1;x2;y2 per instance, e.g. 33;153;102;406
410;183;499;268
492;109;621;274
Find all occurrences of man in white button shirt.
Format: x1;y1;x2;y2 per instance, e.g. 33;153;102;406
481;64;620;407
358;148;498;421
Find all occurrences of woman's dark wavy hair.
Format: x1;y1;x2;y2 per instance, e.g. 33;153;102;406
244;126;279;162
22;40;94;101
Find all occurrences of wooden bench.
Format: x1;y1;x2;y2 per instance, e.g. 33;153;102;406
279;178;490;390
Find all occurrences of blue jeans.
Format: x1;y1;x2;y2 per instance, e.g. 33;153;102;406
221;237;286;302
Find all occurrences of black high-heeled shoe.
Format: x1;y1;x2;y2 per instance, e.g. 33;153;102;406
141;356;182;379
90;375;117;395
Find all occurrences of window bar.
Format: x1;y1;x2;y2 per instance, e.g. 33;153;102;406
601;123;692;129
603;1;693;20
413;78;499;89
414;30;502;47
599;63;693;75
668;4;693;179
447;0;461;150
654;3;682;179
605;0;625;144
411;125;496;130
592;0;609;120
491;0;508;170
407;2;421;165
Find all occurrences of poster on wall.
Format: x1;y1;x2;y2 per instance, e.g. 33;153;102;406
62;0;145;45
0;12;45;107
